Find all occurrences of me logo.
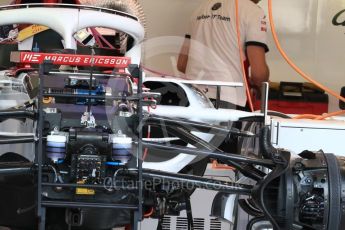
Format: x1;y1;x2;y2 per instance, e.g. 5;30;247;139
332;9;345;26
22;53;41;63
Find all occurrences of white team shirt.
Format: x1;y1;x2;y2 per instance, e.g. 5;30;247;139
185;0;268;107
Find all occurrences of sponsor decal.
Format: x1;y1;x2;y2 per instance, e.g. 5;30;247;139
332;9;345;26
11;52;131;68
212;2;222;11
197;14;230;22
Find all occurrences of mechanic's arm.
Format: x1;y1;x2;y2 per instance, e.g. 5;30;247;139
247;45;270;89
245;3;270;90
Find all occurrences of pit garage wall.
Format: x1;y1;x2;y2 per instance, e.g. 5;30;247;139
140;0;345;112
0;0;11;5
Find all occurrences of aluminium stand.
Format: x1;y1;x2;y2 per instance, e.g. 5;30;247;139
36;61;144;230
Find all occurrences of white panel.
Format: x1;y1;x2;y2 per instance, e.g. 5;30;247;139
140;0;206;76
259;0;318;85
271;118;345;155
314;0;345;112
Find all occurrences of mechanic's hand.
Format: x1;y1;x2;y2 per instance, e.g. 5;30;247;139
250;86;261;99
248;79;262;99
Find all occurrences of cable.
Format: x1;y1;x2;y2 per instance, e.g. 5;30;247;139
268;0;345;119
143;207;154;218
47;165;58;183
235;0;254;112
315;110;345;120
113;168;138;185
293;114;320;119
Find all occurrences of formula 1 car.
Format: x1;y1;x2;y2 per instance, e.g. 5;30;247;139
0;1;345;230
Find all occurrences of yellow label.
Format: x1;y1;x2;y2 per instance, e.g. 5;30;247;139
76;187;96;195
17;25;49;42
76;180;95;195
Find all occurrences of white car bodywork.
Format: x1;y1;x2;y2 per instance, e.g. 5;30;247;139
270;118;345;156
142;77;263;172
141;76;345;171
143;77;261;124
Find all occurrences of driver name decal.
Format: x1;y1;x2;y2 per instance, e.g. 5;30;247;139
10;51;131;68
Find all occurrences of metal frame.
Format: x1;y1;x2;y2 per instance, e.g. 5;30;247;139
36;61;144;230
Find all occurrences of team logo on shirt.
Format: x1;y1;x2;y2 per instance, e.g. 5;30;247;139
212;2;222;11
196;2;229;22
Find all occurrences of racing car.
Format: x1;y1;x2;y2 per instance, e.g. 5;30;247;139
0;1;345;230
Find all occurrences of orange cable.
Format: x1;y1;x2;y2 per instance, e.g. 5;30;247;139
315;110;345;120
293;114;320;119
268;0;345;119
235;0;254;112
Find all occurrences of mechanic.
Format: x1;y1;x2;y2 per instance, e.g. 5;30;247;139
178;0;270;111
